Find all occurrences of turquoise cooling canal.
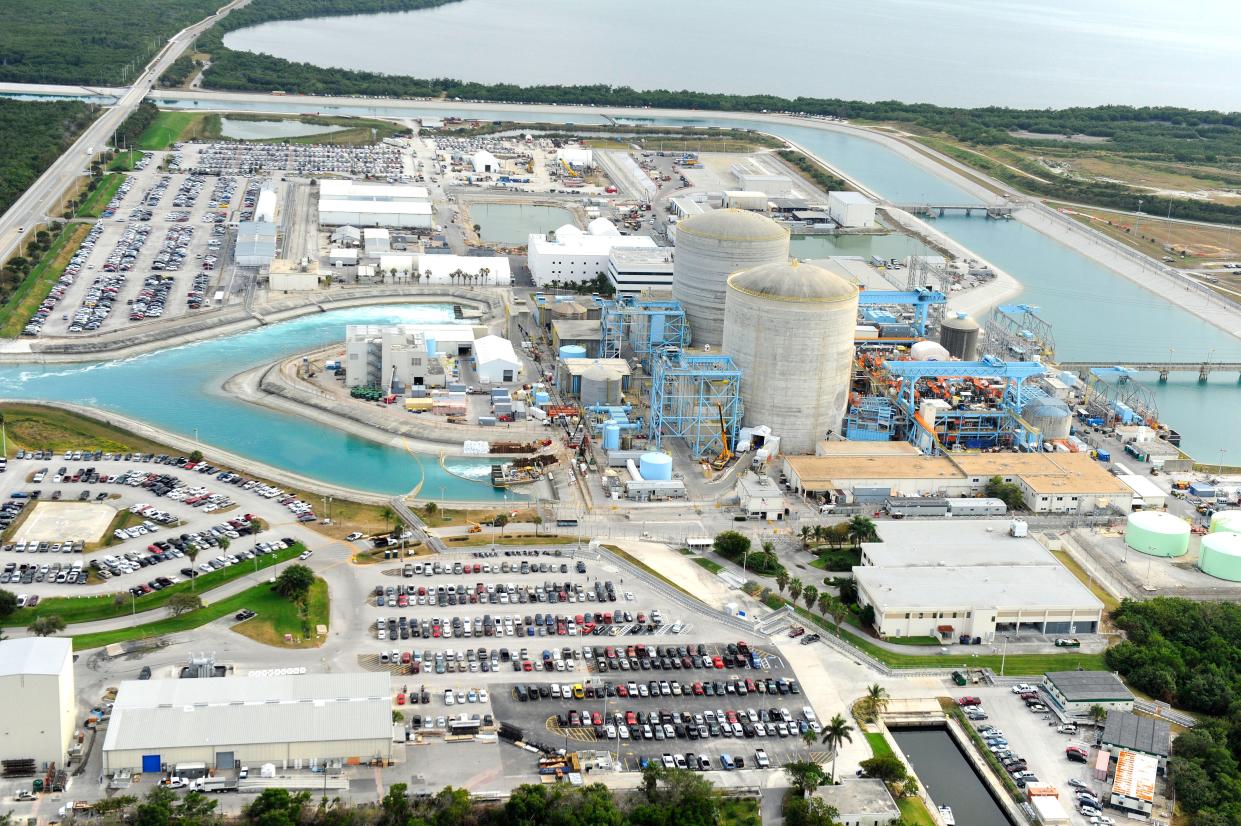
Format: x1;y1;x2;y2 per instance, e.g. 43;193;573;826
0;305;515;500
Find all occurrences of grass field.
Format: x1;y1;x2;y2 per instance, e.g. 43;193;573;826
692;557;724;574
0;402;393;541
865;731;895;760
232;577;328;648
136;111;209;150
76;174;126;218
2;544;303;627
0;223;91;338
218;113;404;147
898;797;938;826
108;150;144;171
72;576;322;651
443;533;578;548
1053;201;1241;266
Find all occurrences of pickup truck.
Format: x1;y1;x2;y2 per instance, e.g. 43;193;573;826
1054;638;1081;648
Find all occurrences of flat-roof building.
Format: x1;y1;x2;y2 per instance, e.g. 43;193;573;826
319;199;432;230
735;472;786;520
812;779;901;826
607;247;674;294
551;319;603;357
474;335;521;384
0;638;75;768
528;222;657;287
1043;671;1134;714
234;221;276;269
854;520;1103;641
345;323;479;390
828;191;876;228
102;673;393;774
318;180;429;202
1109;750;1157;816
416;254;512;286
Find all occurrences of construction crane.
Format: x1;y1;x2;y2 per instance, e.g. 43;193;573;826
711;402;732;470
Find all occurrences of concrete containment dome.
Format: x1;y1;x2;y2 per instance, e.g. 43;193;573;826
1124;510;1190;558
672;209;789;347
1198;532;1241;581
723;259;859;455
1209;509;1241;534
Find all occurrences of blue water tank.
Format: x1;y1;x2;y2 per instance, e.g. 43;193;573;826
603;423;621;450
534;391;551;406
639;451;672;481
560;345;587;360
425;335;436;356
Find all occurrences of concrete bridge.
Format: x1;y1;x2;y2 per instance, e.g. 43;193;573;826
893;203;1016;219
1059;361;1241;382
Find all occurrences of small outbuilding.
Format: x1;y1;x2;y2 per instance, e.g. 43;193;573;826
474;335;521;384
1101;711;1171;770
0;638;76;768
1043;671;1134;714
735;472;785;520
811;779;900;826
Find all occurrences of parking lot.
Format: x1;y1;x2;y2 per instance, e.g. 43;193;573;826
951;684;1135;826
29;152;248;338
0;451;328;597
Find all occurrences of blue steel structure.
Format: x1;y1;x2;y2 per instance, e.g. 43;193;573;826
857;289;946;336
648;351;741;459
883;355;1047;452
598;296;688;363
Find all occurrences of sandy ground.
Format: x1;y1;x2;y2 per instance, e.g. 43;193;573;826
14;501;116;542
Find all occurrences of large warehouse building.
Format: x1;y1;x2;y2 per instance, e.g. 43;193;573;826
317;181;433;229
852;520;1104;641
102;673;393;774
0;638;76;769
528;221;658;287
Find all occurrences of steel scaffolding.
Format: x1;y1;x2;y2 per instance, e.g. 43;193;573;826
598;296;688;364
986;303;1056;361
648;351;742;458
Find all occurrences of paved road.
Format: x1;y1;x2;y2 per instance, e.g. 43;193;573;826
0;0;250;264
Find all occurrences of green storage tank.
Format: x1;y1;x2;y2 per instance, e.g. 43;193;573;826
1198;532;1241;582
1209;509;1241;534
1124;510;1190;558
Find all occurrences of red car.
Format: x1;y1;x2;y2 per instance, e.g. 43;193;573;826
712;656;725;669
788;626;806;638
591;711;603;726
957;696;982;707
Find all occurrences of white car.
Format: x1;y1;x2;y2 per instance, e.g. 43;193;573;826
443;690;455;706
754;748;770;768
1011;683;1035;694
346;532;364;541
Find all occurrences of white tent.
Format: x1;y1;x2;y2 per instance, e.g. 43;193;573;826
474;335;521;384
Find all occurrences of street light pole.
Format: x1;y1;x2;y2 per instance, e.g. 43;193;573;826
1000;635;1010;677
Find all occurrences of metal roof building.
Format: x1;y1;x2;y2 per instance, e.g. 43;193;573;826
1043;671;1134;713
1102;711;1171;764
234;221;277;269
102;673;393;773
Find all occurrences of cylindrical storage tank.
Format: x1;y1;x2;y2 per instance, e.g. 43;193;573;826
1022;398;1072;441
559;344;587;361
939;312;980;361
579;364;621;407
425;335;437;356
673;209;789;347
602;422;621;451
1124;511;1190;558
910;340;950;361
723;259;859;455
639;452;672;481
1198;532;1241;581
1209;510;1241;534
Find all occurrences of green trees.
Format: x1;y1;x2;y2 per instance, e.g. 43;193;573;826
0;589;16;619
984;476;1025;512
274;564;315;602
846;516;879;545
784;760;829;796
784;796;842;826
244;788;311;826
166;592;203;617
713;530;750;559
789;578;804;605
802;584;819;610
859;754;908;785
27;615;65;636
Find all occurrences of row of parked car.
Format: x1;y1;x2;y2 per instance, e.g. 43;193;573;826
520;672;798;704
98;177;135;219
374;608;654;640
415;559;590;577
3;561;85;587
375;578;618;609
562;704;817;746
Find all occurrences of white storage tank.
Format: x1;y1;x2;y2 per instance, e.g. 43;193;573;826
1124;510;1190;557
672;209;789;348
639;452;673;481
1198;532;1241;581
1022;398;1073;441
1209;510;1241;534
722;259;859;455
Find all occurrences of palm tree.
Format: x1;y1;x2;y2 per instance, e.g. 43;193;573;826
821;713;854;783
799;525;812;550
788;577;803;605
847;515;879;546
802;584;818;610
817;592;832;617
185;546;200;591
422;268;432;284
775;571;789;595
388;266;398;284
1088;704;1108;726
864;684;890;721
829;599;848;637
478;266;490;285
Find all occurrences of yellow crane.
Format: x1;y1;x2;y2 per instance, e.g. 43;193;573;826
710;403;732;470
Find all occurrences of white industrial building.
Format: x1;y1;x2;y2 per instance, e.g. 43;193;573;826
606;247;674;293
253;186;277;223
527;221;657;287
1043;671;1134;714
556;147;595;169
267;259;320;292
735;472;786;520
328;247;358;267
377;253;418;280
0;638;76;769
812;780;901;826
101;673;393;774
330;225;361;246
472;150;501;173
474;335;521;384
319;198;432;229
827;191;876;228
234;221;277;269
416;254;512;286
363;228;390;255
734;171;795;197
318;180;428;202
852;520;1103;641
722;190;770;212
345;323;479;390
